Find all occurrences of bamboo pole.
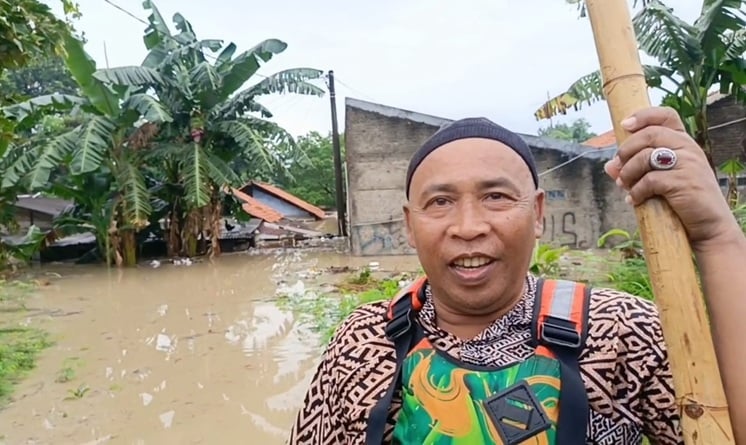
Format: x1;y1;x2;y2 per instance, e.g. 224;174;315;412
583;1;735;443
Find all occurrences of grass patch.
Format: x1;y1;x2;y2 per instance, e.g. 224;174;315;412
0;279;34;310
64;383;90;400
55;356;83;383
0;279;53;406
277;268;405;343
0;327;52;403
603;257;654;301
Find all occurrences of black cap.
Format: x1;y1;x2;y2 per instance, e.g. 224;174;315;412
405;117;539;198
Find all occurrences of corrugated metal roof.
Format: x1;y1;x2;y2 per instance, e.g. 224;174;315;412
220;218;263;240
13;196;73;216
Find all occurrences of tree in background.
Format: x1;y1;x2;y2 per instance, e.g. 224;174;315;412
0;0;79;74
0;0;326;267
536;0;746;172
0;53;81;144
0;0;79;147
2;33;174;267
538;118;597;143
138;0;325;258
272;131;343;209
0;0;79;267
0;55;79;100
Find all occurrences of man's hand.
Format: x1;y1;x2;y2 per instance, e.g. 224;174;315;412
603;106;739;251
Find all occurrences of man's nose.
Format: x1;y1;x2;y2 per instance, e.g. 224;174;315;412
446;199;491;240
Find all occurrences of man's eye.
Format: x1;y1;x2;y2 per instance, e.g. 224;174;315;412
433;198;449;206
486;193;504;200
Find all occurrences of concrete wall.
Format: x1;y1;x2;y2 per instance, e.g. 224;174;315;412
344;97;638;256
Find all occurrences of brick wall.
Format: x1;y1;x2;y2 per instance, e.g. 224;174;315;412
708;96;746;200
709;96;746;166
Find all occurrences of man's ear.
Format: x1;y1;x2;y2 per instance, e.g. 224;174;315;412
403;203;416;248
533;189;545;238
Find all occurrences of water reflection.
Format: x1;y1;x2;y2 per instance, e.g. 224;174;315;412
0;249;420;444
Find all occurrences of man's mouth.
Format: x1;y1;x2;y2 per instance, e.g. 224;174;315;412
451;256;495;269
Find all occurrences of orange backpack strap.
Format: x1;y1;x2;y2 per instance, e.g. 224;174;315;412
386;276;427;320
530;278;591;445
532;279;591;351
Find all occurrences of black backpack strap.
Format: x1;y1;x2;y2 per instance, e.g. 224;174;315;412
531;278;591;445
365;278;427;445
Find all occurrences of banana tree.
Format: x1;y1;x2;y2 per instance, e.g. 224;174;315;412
0;0;80;267
46;171;118;265
139;0;325;258
536;0;746;171
0;33;173;266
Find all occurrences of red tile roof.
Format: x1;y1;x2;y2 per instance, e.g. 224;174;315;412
582;93;732;148
249;181;326;220
230;188;283;223
582;130;617;148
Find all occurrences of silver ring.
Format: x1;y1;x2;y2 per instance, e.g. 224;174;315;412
649;147;677;170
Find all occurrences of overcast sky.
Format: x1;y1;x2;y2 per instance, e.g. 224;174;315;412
47;0;701;138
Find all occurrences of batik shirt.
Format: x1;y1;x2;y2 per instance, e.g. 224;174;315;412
288;274;683;444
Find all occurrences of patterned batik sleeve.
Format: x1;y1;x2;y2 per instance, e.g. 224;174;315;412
287;336;344;444
637;302;685;445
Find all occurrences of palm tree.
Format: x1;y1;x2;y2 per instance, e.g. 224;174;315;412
1;33;173;266
535;0;746;171
139;0;326;258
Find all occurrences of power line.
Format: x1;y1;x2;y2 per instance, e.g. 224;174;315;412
101;0;267;78
538;146;617;178
102;0;145;25
708;116;746;131
334;77;377;102
102;0;219;65
103;0;388;98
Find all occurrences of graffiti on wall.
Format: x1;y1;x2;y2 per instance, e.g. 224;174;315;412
352;220;414;256
541;210;588;248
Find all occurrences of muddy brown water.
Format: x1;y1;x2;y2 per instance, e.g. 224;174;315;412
0;249;420;445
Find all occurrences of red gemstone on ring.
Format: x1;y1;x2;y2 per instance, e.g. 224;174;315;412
655;151;674;165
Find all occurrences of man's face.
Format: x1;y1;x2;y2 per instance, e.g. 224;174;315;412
403;137;544;314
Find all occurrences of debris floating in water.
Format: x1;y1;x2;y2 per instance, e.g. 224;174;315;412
140;392;153;406
155;333;177;354
157;304;168;317
159;410;175;428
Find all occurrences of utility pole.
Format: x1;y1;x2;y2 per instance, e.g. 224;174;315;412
327;70;347;237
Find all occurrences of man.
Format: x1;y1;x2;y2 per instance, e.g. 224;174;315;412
288;107;746;444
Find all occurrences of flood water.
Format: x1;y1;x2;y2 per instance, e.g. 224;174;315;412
0;249;420;444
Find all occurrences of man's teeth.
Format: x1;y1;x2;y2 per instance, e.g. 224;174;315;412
453;257;492;268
